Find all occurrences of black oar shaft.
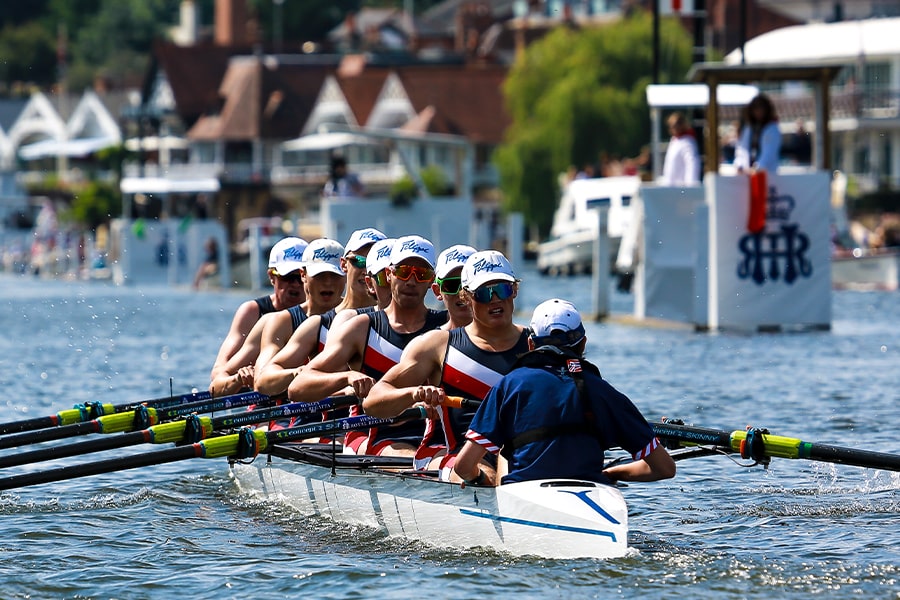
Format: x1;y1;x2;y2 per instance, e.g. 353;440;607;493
0;431;151;469
0;415;59;436
653;421;900;472
0;421;101;451
0;444;204;491
0;406;425;491
0;396;358;470
806;442;900;472
0;391;269;451
0;390;213;436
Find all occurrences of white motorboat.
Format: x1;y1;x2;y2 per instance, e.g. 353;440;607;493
537;176;640;276
229;444;629;560
831;248;900;291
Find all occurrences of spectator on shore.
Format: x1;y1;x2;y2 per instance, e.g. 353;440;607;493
193;236;220;289
323;155;365;198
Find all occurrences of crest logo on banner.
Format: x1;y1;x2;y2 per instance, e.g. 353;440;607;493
736;186;812;286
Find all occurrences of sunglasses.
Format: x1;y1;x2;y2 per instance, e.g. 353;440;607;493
392;264;435;283
435;276;462;295
346;255;366;269
471;282;515;304
371;270;389;287
277;272;303;284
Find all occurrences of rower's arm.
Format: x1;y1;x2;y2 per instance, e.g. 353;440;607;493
210;300;259;381
288;313;369;403
602;444;676;483
364;331;446;418
255;311;296;374
255;316;319;396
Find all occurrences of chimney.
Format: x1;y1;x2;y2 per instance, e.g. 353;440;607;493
215;0;248;46
171;0;199;46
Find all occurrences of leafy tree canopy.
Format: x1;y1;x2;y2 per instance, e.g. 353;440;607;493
495;12;694;236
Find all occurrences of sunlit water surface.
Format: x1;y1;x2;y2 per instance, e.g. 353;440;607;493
1;271;897;599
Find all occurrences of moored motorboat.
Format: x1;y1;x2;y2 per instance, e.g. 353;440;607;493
831;247;900;291
229;444;629;560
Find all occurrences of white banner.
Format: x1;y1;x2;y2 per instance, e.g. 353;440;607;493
706;173;831;330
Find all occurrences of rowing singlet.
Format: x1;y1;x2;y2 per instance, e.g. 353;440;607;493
422;327;530;454
288;304;308;331
317;306;377;353
254;295;276;316
350;308;448;453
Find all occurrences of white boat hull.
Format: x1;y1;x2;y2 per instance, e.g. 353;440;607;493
229;445;629;559
537;176;639;276
831;250;900;291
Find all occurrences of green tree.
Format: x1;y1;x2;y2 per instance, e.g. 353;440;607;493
67;0;180;89
495;13;694;236
66;181;121;230
0;21;57;89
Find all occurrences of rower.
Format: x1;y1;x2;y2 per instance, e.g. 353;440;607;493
254;229;386;398
253;237;348;375
208;237;308;396
431;244;476;331
453;298;676;486
289;235;448;457
364;250;529;483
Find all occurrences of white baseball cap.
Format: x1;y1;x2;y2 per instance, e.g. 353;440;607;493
344;228;386;256
435;244;477;279
390;235;436;268
302;238;346;277
529;298;586;347
461;250;516;291
269;237;308;276
366;238;396;275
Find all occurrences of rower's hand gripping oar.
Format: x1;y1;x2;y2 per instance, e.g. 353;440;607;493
652;419;900;472
0;390;270;451
0;407;426;491
0;389;215;437
0;395;359;470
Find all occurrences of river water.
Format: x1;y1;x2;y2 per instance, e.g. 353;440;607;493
1;270;897;599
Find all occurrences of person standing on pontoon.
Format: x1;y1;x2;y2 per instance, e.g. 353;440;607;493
209;237;308;393
659;112;700;186
734;94;781;174
364;250;530;483
453;299;676;487
289;235;448;456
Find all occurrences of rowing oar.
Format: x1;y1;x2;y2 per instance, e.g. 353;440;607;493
0;395;358;470
0;407;425;491
652;420;900;472
0;389;215;437
0;390;270;451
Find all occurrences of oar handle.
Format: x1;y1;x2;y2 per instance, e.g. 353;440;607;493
443;396;482;410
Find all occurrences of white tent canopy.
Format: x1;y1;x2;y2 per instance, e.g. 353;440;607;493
725;17;900;65
18;136;119;160
124;136;189;152
120;177;220;195
281;132;380;152
645;84;760;108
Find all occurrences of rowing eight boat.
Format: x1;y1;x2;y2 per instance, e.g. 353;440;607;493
229;444;630;560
